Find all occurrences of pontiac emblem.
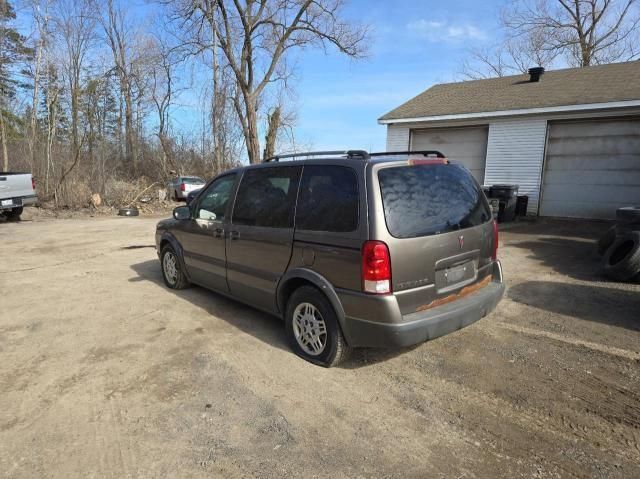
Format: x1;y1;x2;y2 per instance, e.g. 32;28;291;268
458;235;464;249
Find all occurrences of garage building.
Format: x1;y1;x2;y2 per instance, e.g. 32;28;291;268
378;62;640;219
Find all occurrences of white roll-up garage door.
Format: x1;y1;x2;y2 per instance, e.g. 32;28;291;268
411;126;489;184
540;118;640;219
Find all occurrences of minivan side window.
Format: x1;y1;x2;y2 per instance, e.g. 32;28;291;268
296;165;359;232
232;167;301;228
194;174;237;221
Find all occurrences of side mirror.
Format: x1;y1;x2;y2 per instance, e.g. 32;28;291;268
173;206;191;220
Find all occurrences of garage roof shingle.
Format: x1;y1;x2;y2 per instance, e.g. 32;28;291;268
379;61;640;121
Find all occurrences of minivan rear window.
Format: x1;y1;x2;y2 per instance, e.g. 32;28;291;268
378;164;491;238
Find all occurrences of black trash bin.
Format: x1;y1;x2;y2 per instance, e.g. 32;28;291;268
515;195;529;216
490;184;519;223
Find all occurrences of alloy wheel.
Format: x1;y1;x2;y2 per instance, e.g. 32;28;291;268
292;302;327;356
163;251;178;285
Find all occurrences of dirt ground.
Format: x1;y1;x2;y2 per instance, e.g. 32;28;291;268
1;211;639;478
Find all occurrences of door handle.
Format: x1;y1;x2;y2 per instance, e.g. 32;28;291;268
214;228;224;238
229;230;240;240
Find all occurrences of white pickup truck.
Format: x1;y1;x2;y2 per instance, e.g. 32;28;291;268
0;172;38;220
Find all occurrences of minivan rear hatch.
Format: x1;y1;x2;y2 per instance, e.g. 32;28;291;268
375;161;495;316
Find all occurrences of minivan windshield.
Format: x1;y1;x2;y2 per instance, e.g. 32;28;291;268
378;163;491;238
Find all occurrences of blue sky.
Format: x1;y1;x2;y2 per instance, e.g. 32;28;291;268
290;0;504;152
14;0;505;155
164;0;506;155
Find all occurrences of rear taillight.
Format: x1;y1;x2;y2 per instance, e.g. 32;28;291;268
31;177;36;191
362;240;391;294
492;219;499;261
180;183;186;192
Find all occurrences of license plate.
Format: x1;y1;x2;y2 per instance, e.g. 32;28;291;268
445;263;469;284
1;199;13;207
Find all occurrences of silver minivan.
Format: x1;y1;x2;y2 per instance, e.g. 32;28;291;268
156;151;504;367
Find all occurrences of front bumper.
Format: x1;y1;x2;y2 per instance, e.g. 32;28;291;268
338;261;505;348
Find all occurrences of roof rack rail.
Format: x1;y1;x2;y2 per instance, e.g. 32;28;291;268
263;150;370;163
369;150;446;158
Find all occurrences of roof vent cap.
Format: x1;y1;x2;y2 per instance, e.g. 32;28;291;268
528;67;545;82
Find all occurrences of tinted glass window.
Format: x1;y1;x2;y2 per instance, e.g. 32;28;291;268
296;166;359;232
195;174;237;221
232;167;301;228
378;164;491;238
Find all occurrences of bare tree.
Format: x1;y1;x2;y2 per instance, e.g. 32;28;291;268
505;0;640;66
180;0;368;164
262;83;298;157
51;0;95;203
42;62;61;194
462;0;640;79
148;37;179;177
263;105;280;160
26;0;52;171
54;0;94;160
99;0;142;172
461;30;558;79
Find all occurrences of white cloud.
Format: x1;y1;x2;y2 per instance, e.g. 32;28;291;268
407;19;487;42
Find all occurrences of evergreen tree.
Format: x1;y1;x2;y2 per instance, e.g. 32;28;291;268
0;0;32;169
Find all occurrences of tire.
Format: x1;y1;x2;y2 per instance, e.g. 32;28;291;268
616;206;640;223
597;226;617;256
285;285;351;368
118;207;139;216
160;244;189;289
4;207;23;221
602;231;640;282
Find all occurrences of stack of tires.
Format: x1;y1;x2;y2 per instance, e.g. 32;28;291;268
598;207;640;282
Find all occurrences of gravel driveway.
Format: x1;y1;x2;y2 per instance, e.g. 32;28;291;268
1;213;639;478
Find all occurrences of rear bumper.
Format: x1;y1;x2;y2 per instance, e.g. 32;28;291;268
22;195;38;206
0;194;37;210
338;261;505;348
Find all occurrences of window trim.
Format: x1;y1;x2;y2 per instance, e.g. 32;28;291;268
294;164;360;234
230;165;302;229
192;172;238;222
377;163;492;239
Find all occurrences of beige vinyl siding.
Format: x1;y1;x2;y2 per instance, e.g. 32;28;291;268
484;119;548;215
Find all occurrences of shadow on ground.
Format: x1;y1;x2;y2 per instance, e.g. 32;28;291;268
508;237;602;280
129;259;409;368
501;218;612;241
0;216;30;224
509;280;640;331
342;345;420;369
130;259;290;354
